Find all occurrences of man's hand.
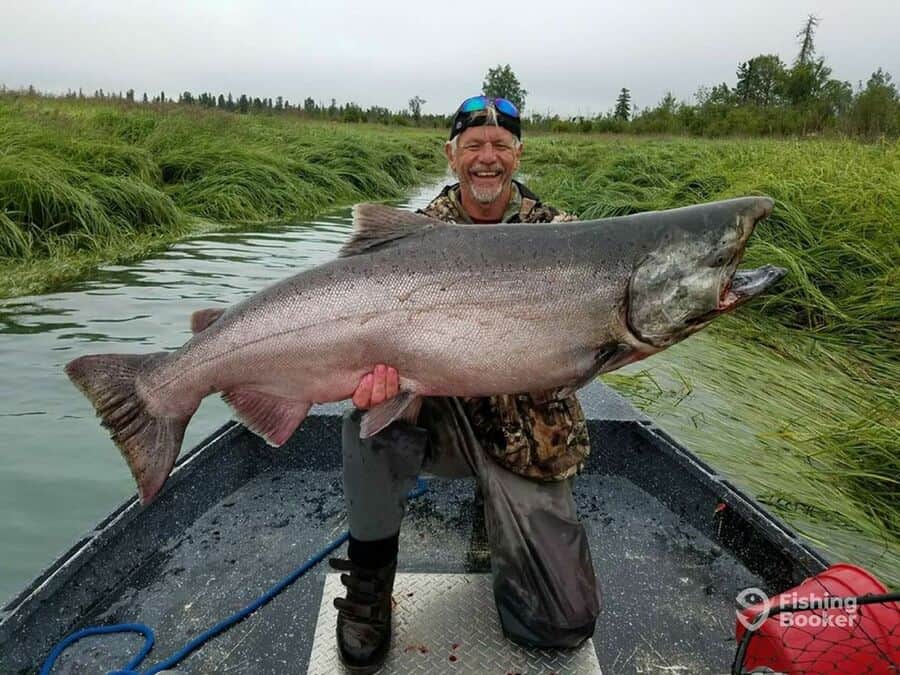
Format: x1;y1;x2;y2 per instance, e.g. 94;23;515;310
352;364;400;410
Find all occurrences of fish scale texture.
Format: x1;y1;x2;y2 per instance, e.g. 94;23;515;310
145;221;613;410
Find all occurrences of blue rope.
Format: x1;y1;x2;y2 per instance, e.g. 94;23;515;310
40;477;428;675
39;624;153;675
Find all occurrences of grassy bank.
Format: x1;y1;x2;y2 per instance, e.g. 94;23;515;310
522;135;899;585
2;102;896;583
523;136;899;355
0;97;444;296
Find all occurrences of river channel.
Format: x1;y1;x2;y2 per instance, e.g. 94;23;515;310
1;178;894;604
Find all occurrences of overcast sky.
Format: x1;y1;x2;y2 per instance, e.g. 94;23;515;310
2;1;897;117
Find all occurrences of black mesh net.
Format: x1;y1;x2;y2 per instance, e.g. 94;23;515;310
733;580;899;675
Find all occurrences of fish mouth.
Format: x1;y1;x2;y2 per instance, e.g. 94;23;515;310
711;200;779;314
717;264;787;311
686;264;786;327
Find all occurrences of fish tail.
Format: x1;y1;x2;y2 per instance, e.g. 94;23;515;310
65;352;190;504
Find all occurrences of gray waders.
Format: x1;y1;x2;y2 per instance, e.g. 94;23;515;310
341;397;601;649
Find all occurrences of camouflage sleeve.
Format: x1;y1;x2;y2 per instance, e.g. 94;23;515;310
460;392;590;482
524;201;579;224
551;211;579;223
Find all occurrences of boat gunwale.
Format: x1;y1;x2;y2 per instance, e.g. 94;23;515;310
0;385;830;670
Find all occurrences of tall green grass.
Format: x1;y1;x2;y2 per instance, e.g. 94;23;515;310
521;135;898;585
523;136;899;357
2;100;896;582
0;97;444;294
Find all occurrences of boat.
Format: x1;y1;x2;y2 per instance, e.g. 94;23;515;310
0;381;833;673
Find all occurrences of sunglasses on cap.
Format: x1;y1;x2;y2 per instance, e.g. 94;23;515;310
457;95;520;119
450;96;522;140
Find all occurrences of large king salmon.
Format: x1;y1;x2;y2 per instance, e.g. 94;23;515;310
66;197;785;503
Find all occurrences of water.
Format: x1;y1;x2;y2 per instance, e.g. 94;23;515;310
2;178;895;604
0;180;445;604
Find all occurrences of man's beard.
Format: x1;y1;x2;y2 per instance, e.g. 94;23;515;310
467;180;507;205
462;164;510;205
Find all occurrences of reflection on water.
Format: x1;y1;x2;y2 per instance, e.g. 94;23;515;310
3;177;893;603
0;180;445;603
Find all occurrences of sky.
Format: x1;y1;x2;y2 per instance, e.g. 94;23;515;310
2;0;897;118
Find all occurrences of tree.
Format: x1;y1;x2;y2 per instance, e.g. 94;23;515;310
631;92;682;133
408;95;425;122
657;91;678;115
482;64;527;112
783;59;831;105
781;14;830;106
818;78;853;117
852;68;900;136
696;82;735;107
125;88;135;102
735;54;785;106
304;97;316;114
614;88;632;120
275;95;283;111
795;14;820;67
142;92;149;104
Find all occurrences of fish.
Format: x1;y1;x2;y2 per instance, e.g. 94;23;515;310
66;196;785;503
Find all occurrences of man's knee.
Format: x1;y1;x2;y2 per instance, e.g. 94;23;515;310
341;408;429;471
495;584;599;649
483;480;601;649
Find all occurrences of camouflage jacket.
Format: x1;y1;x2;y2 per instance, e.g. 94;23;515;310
417;181;590;481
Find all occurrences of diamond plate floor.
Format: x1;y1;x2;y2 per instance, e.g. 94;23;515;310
309;573;602;674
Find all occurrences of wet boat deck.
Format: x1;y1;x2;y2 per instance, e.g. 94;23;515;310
1;384;828;674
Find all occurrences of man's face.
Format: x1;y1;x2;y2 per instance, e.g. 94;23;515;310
445;125;523;206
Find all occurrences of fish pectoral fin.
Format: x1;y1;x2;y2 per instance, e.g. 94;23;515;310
338;204;445;257
530;384;588;403
359;390;421;438
190;307;226;334
528;389;563;405
597;344;648;374
222;389;310;447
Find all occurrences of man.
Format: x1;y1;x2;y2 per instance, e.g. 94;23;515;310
330;96;601;673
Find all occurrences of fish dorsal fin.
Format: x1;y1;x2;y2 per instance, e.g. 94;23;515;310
191;307;226;334
338;204;445;257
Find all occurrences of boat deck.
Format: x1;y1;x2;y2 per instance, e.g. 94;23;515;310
0;384;827;674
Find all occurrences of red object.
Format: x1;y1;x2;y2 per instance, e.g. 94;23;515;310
735;563;899;674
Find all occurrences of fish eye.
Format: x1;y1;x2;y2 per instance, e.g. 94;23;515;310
704;248;730;267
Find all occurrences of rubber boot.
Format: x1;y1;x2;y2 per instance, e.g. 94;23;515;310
330;557;397;674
